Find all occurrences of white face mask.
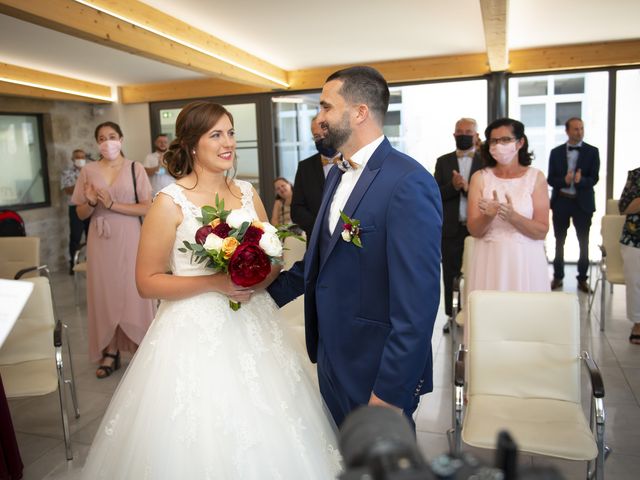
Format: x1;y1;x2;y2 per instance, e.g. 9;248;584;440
489;143;518;165
99;139;122;161
73;158;86;168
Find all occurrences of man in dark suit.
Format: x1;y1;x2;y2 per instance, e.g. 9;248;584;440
434;118;483;331
269;66;442;428
291;116;340;240
548;117;600;293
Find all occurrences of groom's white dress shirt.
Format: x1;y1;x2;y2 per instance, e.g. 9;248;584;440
328;135;384;234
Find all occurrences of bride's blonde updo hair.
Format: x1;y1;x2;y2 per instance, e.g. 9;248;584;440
164;101;234;179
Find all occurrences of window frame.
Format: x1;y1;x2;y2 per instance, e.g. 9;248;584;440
0;112;50;211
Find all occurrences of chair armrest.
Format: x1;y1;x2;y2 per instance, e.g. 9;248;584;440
452;273;463;293
73;243;87;266
581;351;605;398
54;319;62;348
454;348;466;387
14;265;50;280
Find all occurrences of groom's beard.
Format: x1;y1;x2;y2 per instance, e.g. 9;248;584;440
322;112;351;152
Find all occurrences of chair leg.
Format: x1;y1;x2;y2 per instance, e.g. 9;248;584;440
600;278;607;332
55;348;73;461
588;278;600;313
73;272;79;306
63;324;80;418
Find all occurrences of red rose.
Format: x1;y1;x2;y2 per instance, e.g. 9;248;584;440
212;222;232;239
195;225;213;245
242;225;264;245
228;243;271;287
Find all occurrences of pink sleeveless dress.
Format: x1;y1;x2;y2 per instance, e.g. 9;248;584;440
466;167;550;295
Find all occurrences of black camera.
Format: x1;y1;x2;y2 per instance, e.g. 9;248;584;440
338;406;564;480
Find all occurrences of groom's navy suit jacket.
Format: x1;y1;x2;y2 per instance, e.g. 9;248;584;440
269;138;442;412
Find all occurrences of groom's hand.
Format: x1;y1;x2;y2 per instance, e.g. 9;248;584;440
368;392;402;413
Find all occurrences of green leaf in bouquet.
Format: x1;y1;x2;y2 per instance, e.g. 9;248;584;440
201;206;217;225
276;227;306;243
352;236;363;248
236;221;250;240
178;247;187;253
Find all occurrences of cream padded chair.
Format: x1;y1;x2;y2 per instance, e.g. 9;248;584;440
0;266;80;460
0;236;40;279
588;215;626;332
450;291;606;479
605;199;619;215
450;236;475;349
282;234;306;271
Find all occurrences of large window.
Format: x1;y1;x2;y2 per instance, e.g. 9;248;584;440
509;72;609;263
273;78;488;180
0;113;49;210
613;68;640;198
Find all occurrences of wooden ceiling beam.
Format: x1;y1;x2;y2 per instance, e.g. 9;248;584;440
287;53;490;92
510;38;640;73
480;0;508;71
0;0;288;89
0;62;112;102
120;78;272;104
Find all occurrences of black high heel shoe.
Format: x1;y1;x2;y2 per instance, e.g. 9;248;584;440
96;350;121;379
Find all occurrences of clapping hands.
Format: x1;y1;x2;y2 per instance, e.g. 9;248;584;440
478;190;500;218
452;169;468;192
479;190;517;223
84;183;98;205
498;193;515;222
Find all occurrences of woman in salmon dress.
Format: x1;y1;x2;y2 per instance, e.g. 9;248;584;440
466;118;550;327
72;121;156;378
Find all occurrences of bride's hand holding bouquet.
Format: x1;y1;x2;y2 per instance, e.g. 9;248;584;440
179;195;301;310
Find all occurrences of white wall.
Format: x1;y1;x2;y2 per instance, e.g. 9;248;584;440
95;102;152;163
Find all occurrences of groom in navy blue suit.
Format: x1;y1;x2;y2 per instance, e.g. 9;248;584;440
268;66;442;427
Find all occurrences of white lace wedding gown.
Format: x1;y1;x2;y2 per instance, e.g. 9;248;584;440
82;181;342;479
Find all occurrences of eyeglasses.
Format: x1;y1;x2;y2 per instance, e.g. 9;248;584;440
488;136;516;146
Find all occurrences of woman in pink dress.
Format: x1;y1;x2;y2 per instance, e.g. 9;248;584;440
466;118;550;301
72;122;156;378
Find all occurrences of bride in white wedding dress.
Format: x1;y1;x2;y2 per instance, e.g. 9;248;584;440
81;101;341;479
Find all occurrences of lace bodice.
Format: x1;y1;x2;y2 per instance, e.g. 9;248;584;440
480;167;541;243
159;180;257;276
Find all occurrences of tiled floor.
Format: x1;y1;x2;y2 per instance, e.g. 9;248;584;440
6;266;640;479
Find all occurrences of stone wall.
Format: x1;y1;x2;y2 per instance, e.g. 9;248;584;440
2;96;151;272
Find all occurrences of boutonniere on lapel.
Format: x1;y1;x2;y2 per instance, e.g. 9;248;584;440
339;211;362;248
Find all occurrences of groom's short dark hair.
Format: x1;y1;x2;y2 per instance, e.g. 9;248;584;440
326;66;390;124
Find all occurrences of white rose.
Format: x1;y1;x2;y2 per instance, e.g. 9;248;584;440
341;229;352;242
203;233;223;251
226;209;253;229
261;222;278;234
259;232;283;257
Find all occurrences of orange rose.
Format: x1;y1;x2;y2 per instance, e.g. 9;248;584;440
221;236;239;259
210;218;221;228
251;220;264;231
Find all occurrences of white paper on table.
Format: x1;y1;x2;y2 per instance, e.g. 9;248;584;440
0;279;34;348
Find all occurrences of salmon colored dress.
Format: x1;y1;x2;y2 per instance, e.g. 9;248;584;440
72;159;156;362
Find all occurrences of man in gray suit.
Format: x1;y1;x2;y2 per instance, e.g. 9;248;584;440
434;118;483;332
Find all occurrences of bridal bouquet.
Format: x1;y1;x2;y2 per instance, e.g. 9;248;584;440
178;195;302;310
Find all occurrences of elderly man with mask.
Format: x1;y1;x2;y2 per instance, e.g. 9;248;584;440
61;149;90;274
434;118;483;332
291;115;342;240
